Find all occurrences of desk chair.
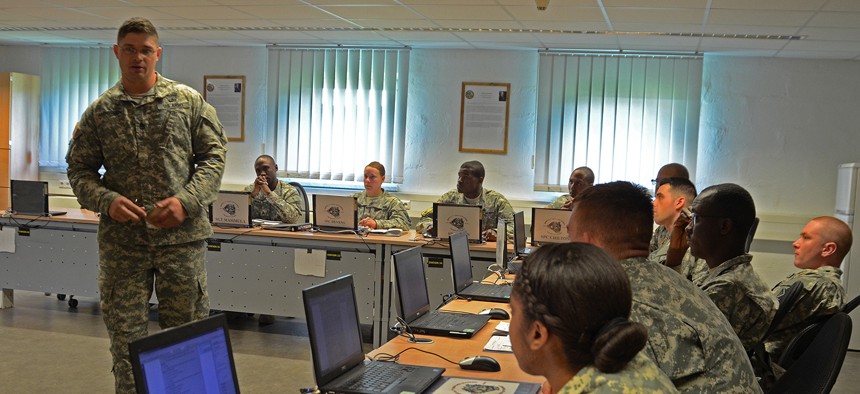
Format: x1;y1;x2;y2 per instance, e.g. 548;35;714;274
842;294;860;314
769;312;852;394
288;181;310;222
745;216;760;253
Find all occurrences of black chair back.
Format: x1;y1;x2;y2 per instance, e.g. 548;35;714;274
842;294;860;314
289;181;310;223
766;281;805;338
745;216;760;253
769;312;852;394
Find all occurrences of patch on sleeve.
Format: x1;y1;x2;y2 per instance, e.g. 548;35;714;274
72;122;80;140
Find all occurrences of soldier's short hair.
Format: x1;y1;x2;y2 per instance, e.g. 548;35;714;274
698;183;756;240
255;154;276;165
573;166;595;185
572;181;653;253
460;160;485;179
118;17;159;44
657;177;697;203
813;216;853;261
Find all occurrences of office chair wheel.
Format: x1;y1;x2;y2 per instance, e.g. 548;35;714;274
57;294;66;301
68;297;78;308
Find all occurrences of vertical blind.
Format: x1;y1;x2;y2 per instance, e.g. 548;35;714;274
535;53;703;191
40;47;119;168
268;48;409;184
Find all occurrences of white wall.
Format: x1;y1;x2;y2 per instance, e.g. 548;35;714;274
160;46;269;187
401;49;539;200
0;46;42;75
698;55;860;219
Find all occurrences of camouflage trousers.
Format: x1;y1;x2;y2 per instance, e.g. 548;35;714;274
98;240;209;394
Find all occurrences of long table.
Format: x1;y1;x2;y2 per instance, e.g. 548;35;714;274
368;298;544;385
0;210;516;347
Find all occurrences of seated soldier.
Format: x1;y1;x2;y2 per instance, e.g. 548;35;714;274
546;166;594;210
685;183;777;351
650;177;708;284
353;161;411;230
765;216;850;362
509;242;676;393
242;154;305;325
568;181;760;393
415;160;514;242
243;154;305;224
649;163;690;253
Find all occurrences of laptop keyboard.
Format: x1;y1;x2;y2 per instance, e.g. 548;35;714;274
467;284;510;298
419;311;477;329
342;362;417;391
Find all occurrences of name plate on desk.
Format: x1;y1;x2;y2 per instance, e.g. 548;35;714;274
427;377;540;394
326;251;341;261
18;227;30;236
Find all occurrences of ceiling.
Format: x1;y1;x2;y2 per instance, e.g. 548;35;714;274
1;0;859;59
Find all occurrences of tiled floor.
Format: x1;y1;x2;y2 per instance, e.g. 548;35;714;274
1;290;859;393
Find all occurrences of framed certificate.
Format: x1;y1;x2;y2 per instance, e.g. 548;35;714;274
459;82;510;154
203;75;245;142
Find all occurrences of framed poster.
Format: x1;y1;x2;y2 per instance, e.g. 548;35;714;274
203;75;245;142
459;82;510;154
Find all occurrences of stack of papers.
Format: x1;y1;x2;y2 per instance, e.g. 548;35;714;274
483;336;512;352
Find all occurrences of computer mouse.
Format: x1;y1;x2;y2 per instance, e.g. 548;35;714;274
478;308;510;320
458;355;501;372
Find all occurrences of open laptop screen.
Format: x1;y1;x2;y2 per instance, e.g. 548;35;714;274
10;180;58;215
302;275;365;386
513;211;527;254
393;247;432;324
129;314;239;394
312;195;358;231
432;203;482;242
448;231;474;293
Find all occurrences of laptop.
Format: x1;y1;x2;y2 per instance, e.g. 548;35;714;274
209;191;252;228
128;314;240;394
495;217;511;271
432;203;482;243
512;211;536;258
393;247;490;338
303;275;444;393
449;231;511;303
531;207;572;245
10;180;67;216
312;194;358;231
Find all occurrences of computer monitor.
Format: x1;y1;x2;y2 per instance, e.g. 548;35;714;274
10;179;66;216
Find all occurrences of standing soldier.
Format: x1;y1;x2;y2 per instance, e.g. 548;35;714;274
66;17;227;393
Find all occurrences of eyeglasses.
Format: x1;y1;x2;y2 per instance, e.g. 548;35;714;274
120;46;157;57
650;178;660;186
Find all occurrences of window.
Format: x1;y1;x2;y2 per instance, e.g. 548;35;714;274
40;47;119;168
535;53;702;190
267;48;409;184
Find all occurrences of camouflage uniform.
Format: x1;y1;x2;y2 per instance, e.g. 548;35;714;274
416;188;514;239
242;179;304;223
547;193;571;209
559;353;678;393
765;266;845;362
649;226;708;285
699;254;777;351
620;256;761;393
352;190;411;230
66;74;227;394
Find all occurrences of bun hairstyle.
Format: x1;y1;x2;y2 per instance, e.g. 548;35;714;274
365;161;386;177
512;243;648;373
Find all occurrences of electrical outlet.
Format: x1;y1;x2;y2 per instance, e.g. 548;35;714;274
59;180;71;189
